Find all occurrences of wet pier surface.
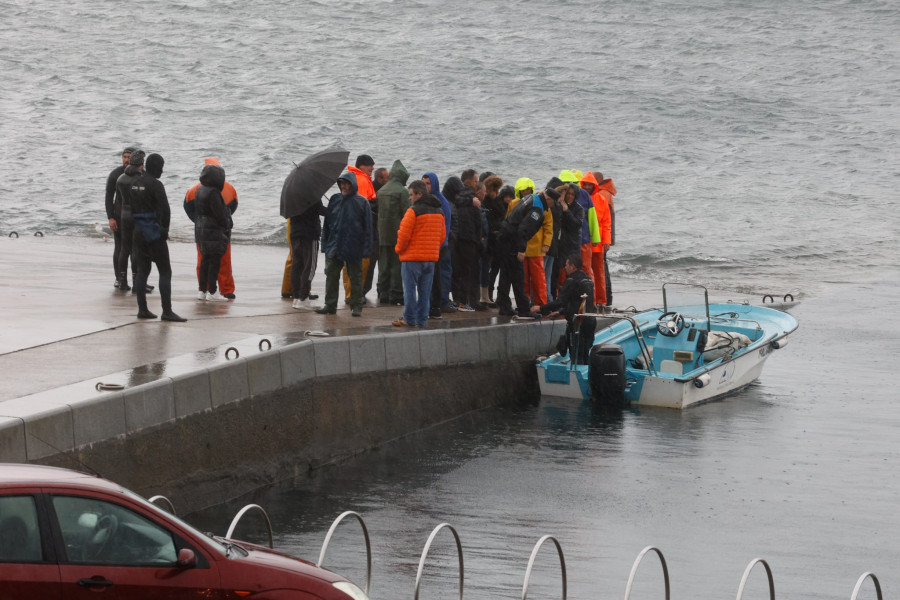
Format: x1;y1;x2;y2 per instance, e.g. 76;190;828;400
0;235;664;402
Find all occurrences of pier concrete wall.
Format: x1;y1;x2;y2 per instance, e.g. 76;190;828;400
1;320;567;513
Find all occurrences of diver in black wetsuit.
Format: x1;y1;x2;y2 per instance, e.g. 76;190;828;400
129;153;186;322
114;150;144;291
105;146;135;288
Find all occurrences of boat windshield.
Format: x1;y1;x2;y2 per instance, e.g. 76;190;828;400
662;283;710;327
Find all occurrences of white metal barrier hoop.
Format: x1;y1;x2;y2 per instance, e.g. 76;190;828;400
522;535;566;600
317;511;372;595
624;546;670;600
850;572;882;600
225;504;273;549
735;558;774;600
414;522;464;600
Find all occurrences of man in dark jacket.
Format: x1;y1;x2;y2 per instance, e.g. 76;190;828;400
105;146;135;288
375;159;410;305
114;149;146;292
553;183;585;293
316;172;373;317
129;154;187;322
531;254;596;363
496;187;559;316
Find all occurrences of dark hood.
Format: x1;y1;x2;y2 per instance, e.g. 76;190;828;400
199;164;226;191
145;153;164;178
337;171;359;197
442;176;465;203
388;160;409;185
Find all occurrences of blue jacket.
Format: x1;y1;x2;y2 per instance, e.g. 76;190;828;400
576;188;594;244
423;172;451;248
321;172;373;262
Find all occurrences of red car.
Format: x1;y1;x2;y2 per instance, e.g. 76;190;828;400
0;464;369;600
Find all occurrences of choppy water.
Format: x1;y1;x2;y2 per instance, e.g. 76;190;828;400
2;2;899;597
2;0;898;297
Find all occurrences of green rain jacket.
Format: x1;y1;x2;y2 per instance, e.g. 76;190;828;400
376;160;411;246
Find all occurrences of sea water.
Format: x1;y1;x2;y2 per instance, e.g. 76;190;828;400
2;1;899;598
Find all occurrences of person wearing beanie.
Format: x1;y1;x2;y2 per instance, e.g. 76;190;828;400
105;146;136;288
184;157;239;298
114;149;150;292
129;154;187;322
193;163;231;302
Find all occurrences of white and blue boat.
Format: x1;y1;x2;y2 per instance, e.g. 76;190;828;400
536;283;799;409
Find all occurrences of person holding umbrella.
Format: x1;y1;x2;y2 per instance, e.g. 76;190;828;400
280;146;351;306
316;172;373;317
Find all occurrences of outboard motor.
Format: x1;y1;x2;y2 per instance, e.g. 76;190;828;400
588;344;626;407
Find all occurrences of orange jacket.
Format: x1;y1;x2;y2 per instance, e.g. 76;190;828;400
580;171;611;250
348;166;376;201
395;194;446;262
185;158;238;205
593;174;617;246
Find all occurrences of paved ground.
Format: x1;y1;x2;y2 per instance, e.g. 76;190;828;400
0;235;665;402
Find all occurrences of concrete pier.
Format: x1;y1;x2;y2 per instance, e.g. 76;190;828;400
0;235;661;511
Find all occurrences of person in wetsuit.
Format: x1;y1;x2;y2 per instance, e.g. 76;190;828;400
105;146;135;288
130;153;186;322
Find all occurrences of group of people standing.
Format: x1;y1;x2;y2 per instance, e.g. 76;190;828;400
105;147;617;327
105;147;239;321
283;154;618;326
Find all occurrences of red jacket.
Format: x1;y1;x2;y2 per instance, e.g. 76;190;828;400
580;171;611;249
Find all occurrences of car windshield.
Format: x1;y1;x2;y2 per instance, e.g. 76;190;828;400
122;489;228;556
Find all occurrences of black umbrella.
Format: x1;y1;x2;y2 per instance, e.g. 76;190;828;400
280;146;350;219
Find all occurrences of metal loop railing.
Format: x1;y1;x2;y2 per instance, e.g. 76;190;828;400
148;495;176;515
414;522;464;600
623;546;670;600
317;511;372;595
225;504;274;549
850;572;882;600
522;535;566;600
735;558;774;600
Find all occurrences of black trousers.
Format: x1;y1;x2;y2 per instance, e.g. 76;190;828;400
115;209;134;282
132;229;172;313
495;240;530;314
199;253;223;294
289;237;318;300
451;240;481;306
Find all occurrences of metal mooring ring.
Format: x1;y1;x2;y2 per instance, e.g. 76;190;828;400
34;231;43;237
95;382;125;391
258;338;272;351
762;294;774;303
783;293;794;302
225;347;240;360
9;231;18;238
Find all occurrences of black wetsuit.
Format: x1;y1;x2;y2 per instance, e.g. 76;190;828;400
115;165;143;286
130;171;172;314
105;164;126;282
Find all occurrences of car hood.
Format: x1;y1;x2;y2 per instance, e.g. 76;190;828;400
227;539;344;583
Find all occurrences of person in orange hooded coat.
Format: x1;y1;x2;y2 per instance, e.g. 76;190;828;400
579;171;611;306
591;171;617;305
184;157;238;298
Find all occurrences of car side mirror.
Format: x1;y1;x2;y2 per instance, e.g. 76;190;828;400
176;548;196;569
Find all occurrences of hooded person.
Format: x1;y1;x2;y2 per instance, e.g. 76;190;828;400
114;149;146;291
375;159;410;305
592;171;617;305
422;172;454;318
508;177;553;306
580;171;612;306
288;182;327;310
561;169;601;278
193;163;231;301
106;146;136;288
343;154;377;303
184;158;239;298
316;171;373;317
554;183;585;288
129;153;186;322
